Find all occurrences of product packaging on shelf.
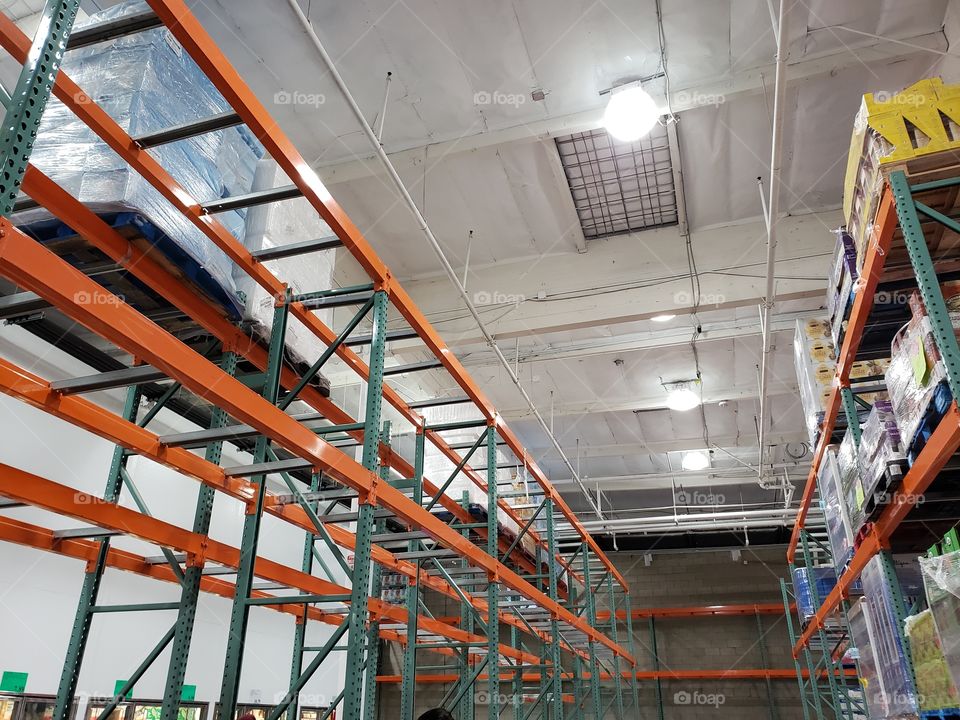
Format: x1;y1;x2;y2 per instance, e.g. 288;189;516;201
843;78;960;271
818;447;855;567
921;552;960;692
859;554;919;717
848;598;890;719
886;290;956;452
837;429;866;537
904;608;960;711
826;229;859;347
14;0;264;318
856;399;908;516
794;318;838;444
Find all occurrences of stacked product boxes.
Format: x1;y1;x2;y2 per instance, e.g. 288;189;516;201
854;400;908;521
826;229;859;348
794;318;839;445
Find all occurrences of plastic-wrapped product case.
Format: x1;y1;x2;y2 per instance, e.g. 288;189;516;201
860;554;919;717
837;429;867;537
826;229;859;347
15;0;264;317
849;597;890;719
856;399;908;515
794;318;837;444
921;552;960;693
818;446;855;567
904;608;960;711
887;311;949;450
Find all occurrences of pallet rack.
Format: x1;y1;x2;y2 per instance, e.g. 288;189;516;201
0;4;643;720
784;161;960;719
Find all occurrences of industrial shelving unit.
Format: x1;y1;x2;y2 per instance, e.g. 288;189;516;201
784;160;960;719
0;4;643;720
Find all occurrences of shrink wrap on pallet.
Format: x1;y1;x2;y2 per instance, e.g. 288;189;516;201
856;399;907;511
860;554;919;717
904;608;960;711
794;318;837;444
817;447;854;567
848;598;890;719
887;310;948;449
921;552;960;693
826;229;858;347
15;0;263;318
837;430;866;535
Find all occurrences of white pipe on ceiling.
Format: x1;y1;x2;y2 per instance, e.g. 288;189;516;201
284;0;605;519
758;0;789;486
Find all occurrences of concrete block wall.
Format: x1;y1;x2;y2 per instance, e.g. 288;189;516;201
376;545;806;719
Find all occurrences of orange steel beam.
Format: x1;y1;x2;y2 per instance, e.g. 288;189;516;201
793;403;960;654
0;355;577;660
595;603;789;620
787;188;897;562
17;165;547;587
0;9;585;592
375;668;859;683
0;228;630;664
0;464;544;666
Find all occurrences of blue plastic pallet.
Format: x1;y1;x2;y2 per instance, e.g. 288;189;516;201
921;709;960;719
909;382;954;465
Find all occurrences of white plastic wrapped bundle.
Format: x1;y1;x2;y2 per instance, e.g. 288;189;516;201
860;554;919;717
921;552;960;692
848;598;889;719
817;447;854;566
236;158;336;370
887;313;947;447
793;318;836;444
836;429;865;534
856;398;906;501
15;1;263;316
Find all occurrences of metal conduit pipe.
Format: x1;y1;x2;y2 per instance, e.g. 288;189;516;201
562;506;808;530
555;517;820;537
285;0;604;519
757;0;789;486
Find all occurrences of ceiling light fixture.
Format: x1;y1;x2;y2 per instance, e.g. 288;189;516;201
664;380;701;412
681;450;710;471
603;85;661;142
651;313;676;323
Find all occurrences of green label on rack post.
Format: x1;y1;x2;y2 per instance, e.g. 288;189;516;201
180;685;196;702
0;671;27;692
113;680;133;700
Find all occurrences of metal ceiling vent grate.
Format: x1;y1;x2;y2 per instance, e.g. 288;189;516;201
556;124;678;239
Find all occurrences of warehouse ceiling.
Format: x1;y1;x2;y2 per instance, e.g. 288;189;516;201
7;0;958;542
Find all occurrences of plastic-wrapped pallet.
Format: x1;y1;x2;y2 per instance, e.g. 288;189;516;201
904;608;960;711
921;552;960;692
856;399;907;514
14;0;263;317
848;597;890;719
826;229;858;348
859;554;919;717
794;318;837;444
843;79;960;271
236;157;335;384
887;299;950;450
793;566;839;622
818;447;854;567
836;429;866;537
